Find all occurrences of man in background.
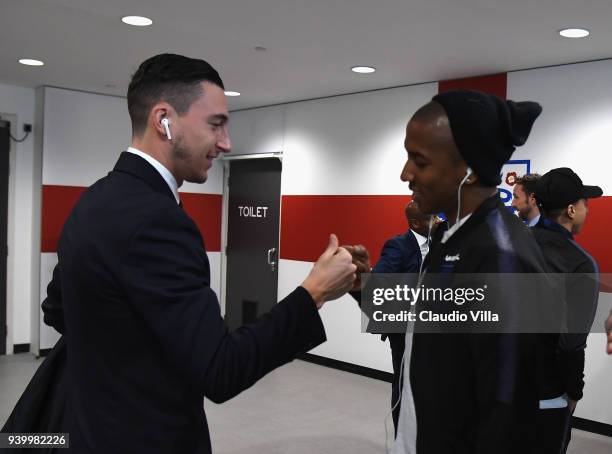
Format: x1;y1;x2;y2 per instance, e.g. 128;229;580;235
533;167;602;453
512;173;541;226
348;200;438;434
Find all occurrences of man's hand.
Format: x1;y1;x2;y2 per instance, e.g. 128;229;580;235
606;310;612;355
301;234;357;309
342;245;371;292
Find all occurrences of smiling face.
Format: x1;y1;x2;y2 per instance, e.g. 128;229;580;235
169;82;231;184
400;102;468;217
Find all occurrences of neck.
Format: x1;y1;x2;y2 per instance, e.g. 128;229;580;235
555;217;574;234
131;135;182;185
446;186;497;227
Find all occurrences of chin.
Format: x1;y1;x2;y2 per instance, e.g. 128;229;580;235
186;173;208;184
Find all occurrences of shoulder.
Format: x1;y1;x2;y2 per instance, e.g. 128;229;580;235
566;239;598;273
383;231;418;252
468;207;547;272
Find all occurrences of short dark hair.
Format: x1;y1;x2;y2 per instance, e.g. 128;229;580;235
127;54;224;136
542;206;565;220
515;173;541;196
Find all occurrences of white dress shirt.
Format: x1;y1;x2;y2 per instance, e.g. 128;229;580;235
528;213;541;227
411;230;430;262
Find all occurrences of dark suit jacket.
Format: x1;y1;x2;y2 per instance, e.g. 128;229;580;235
40;152;326;453
372;230;422;275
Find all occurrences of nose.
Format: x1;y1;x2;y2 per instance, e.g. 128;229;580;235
400;160;414;182
217;125;231;154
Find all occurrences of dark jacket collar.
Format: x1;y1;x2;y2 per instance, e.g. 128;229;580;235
535;216;574;240
113;151;176;203
432;193;504;246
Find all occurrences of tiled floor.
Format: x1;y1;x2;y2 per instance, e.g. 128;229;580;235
1;354;610;453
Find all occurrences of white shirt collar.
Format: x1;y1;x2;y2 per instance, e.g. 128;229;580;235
411;230;428;247
126;147;180;204
412;230;430;261
441;213;472;244
528;213;541;227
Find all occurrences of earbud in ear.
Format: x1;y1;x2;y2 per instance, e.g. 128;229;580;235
161;118;172;140
465;166;475;183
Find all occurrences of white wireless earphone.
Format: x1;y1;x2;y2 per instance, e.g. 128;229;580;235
161;118;172;140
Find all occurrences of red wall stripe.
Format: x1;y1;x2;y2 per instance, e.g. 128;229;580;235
41;185;86;252
574;196;612;291
41;185;222;253
279;194;612;291
280;195;411;265
439;73;507;99
180;192;222;252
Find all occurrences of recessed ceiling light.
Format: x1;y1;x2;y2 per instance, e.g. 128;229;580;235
351;66;376;74
224;91;241;97
121;16;153;27
19;58;44;66
559;28;590;38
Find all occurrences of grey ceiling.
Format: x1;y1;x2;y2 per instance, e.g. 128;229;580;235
1;0;611;110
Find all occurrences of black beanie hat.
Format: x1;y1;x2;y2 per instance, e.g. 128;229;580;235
432;89;542;186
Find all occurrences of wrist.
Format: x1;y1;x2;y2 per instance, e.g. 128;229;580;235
301;279;325;309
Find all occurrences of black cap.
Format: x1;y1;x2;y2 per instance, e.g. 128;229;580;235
535;167;603;209
432;90;542;187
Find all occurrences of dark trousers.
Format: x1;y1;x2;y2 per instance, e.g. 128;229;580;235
387;333;406;436
535;407;572;454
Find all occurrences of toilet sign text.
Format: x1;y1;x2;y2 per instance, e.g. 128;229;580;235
238;206;269;218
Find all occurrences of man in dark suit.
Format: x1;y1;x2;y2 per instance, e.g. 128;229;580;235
40;54;356;453
348;201;435;434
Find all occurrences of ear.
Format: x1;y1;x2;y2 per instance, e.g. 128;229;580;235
528;193;538;206
566;204;576;219
150;103;173;137
466;173;478;185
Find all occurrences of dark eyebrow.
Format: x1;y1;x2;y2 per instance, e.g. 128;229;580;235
209;114;229;124
407;149;428;161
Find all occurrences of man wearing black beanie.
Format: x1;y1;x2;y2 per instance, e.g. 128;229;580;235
387;90;552;454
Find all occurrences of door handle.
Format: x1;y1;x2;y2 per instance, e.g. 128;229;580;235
267;247;277;272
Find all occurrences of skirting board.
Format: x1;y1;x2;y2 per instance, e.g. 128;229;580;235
299;353;612;438
13;343;30;354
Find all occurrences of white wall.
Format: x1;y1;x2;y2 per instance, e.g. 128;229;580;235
229;106;286;156
283;83;436;195
0;82;37;349
508;60;612;192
